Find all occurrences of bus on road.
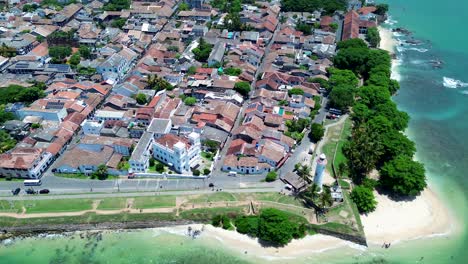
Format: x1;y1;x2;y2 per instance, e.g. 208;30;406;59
23;179;42;186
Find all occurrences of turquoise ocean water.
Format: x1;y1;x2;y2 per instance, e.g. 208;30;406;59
1;1;467;263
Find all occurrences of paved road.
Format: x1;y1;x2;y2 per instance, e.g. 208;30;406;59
0;172;281;196
0;187;280;201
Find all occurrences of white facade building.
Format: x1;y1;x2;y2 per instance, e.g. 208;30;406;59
153;132;201;174
94;110;125;121
82;119;104;135
129;132;154;173
0;148;53;179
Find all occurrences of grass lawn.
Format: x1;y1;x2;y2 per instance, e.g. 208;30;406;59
0;200;23;213
321;117;352;177
133;196;176;209
54;173;119;180
201;151;214;161
189;192;237;203
97;198;128;210
0;177;23;182
179;206;245;220
20;199;94;214
233;192;304;207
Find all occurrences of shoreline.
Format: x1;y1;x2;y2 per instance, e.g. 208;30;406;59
362;25;459;245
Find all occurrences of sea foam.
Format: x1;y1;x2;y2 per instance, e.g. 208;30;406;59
443;77;468;89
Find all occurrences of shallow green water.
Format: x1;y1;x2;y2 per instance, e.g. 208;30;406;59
1;1;467;263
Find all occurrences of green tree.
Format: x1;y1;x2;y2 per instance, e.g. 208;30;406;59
308;77;330;90
192;38;213;62
296;22;312;35
329;85;355;111
343;124;383;183
374;4;389;15
328;68;358;89
184;97;197;106
0;130;16;154
329;22;338;32
203;168;211;175
92;164;109;180
0;110;15;124
203;140;219;151
257;208;304;246
187;66;197;75
192;169;200;176
234;82;251;97
358;85;390;108
235;216;259;237
350;186;377;213
155;163;164;173
224;67;242;76
265;171;277;182
78;45;91;59
103;0;130;11
337;38;368;50
366;27;380;48
147;75;173;91
351;103;373;126
296;164;311;183
136;93;147;105
374;101;409;131
379;155;427;196
178;2;190;11
309;123;325;142
333;47;370;75
49;45;72;62
149;157;155;167
69;53;80;67
318;186;334;209
111;18;127;29
288;88;304;96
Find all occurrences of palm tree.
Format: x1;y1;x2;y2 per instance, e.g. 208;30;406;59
318;187;333;210
297;164;311;183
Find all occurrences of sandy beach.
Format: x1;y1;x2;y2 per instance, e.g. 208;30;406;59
361;188;453;245
378;26;397;54
161;224;357;260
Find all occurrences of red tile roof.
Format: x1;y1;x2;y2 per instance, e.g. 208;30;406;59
342;11;360;40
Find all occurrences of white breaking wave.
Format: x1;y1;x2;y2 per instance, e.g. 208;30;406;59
385;16;398;25
397;47;429;53
459;91;468;95
392;32;404;37
407;47;429;53
443;77;468;89
391;59;403;81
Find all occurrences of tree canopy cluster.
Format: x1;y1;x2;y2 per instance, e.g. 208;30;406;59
234;81;251;97
0;84;45;105
217;208;307;246
327;68;358;112
47;30;76;46
147;75;174;91
281;0;347;15
49;45;72;63
285;118;310;141
103;0;130;11
334;38;426;197
192;38;213;62
366;27;381;48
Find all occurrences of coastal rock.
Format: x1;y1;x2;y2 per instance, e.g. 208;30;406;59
392;27;412;35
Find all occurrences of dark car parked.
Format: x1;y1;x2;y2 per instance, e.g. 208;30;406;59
12;188;20;195
25;188;37;194
39;189;50;194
